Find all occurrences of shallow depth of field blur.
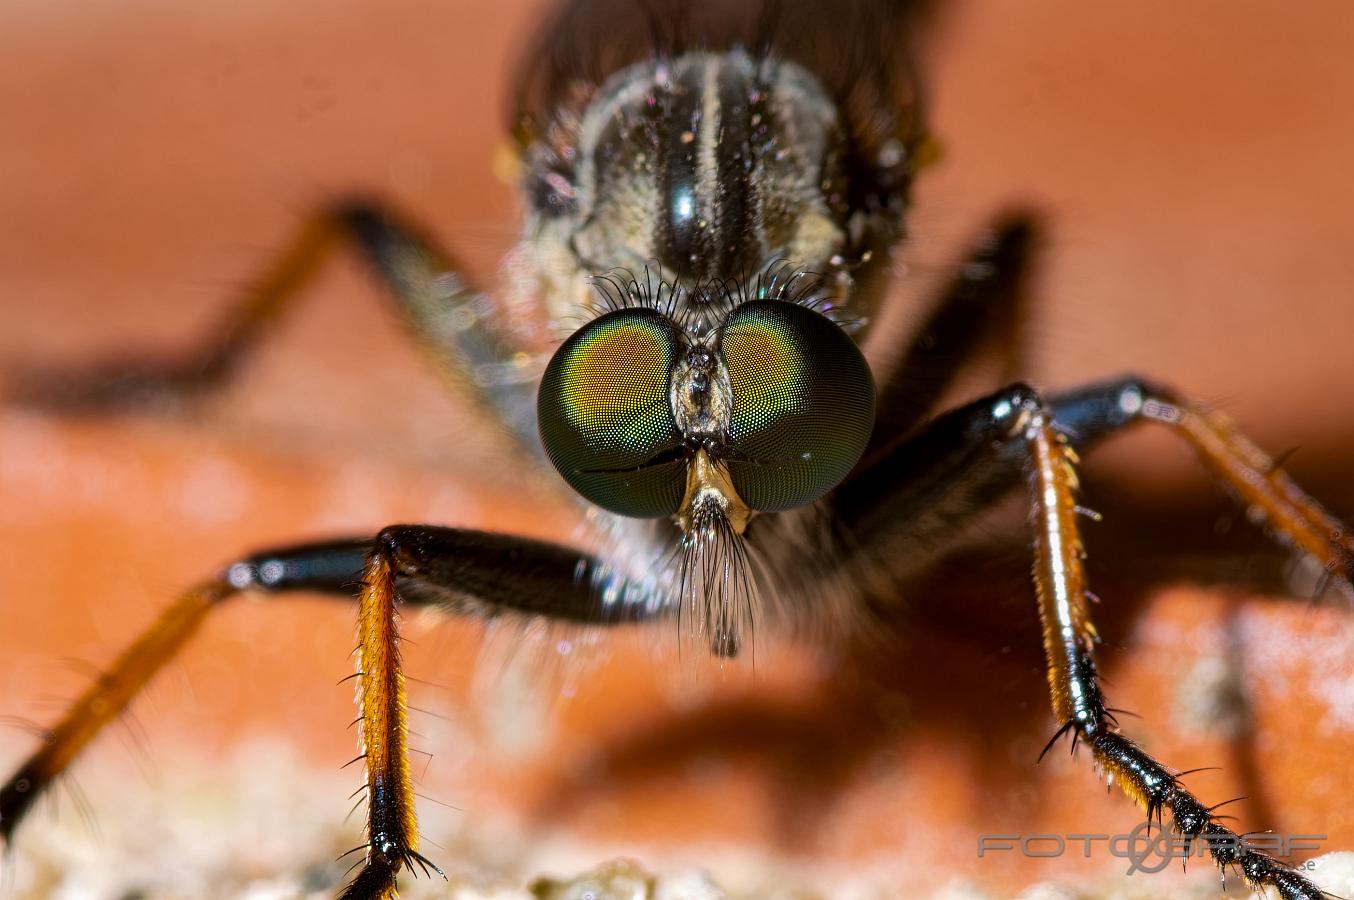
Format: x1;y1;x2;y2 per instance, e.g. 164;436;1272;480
1;1;1353;897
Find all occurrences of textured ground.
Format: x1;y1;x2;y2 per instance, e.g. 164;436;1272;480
1;1;1353;898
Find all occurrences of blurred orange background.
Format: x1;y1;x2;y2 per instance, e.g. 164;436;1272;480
1;1;1352;896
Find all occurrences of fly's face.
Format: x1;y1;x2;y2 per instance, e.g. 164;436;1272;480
536;296;876;538
519;43;914;546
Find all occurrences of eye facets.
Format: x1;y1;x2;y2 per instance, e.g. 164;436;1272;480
537;308;687;518
554;312;676;448
719;301;875;512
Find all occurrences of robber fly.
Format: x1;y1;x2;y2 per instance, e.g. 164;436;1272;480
1;0;1350;897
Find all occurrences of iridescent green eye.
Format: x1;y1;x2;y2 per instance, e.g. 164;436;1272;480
537;308;687;517
719;301;875;512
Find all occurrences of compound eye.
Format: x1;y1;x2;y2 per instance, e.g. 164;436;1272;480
719;301;875;512
537;308;687;517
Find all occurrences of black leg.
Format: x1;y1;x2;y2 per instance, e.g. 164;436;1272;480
830;380;1347;898
842;374;1353;597
0;529;665;899
866;212;1039;451
6;200;543;452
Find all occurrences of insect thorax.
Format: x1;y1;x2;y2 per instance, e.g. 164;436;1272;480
520;49;907;332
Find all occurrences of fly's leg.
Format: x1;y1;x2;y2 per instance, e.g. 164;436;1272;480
0;580;231;843
1052;375;1352;598
8;200;542;450
832;382;1348;898
843;376;1352;600
0;530;662;899
0;539;370;847
337;524;659;900
1016;392;1334;898
867;212;1039;450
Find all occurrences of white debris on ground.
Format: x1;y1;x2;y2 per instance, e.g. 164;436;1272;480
1304;851;1354;897
1;740;1347;900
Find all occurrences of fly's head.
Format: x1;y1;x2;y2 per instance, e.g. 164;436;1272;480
526;49;899;533
535;285;876;541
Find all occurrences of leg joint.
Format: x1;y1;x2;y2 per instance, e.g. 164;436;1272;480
374;526;403;561
1100;373;1178;425
1171;794;1212;837
328;195;385;230
987;381;1046;440
373;525;441;578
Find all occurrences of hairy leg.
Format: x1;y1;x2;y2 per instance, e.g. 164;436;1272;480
0;529;665;900
830;380;1348;897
